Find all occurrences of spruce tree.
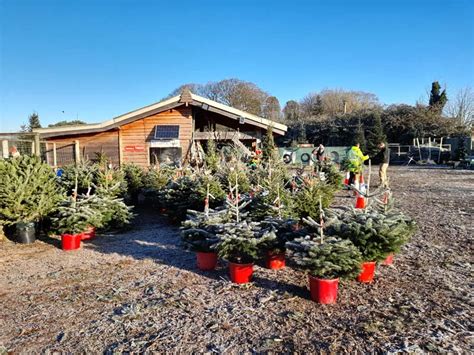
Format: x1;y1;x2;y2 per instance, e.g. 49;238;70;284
20;112;42;132
204;139;220;173
0;155;63;225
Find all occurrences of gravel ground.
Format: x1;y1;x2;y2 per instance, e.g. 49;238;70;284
0;166;473;353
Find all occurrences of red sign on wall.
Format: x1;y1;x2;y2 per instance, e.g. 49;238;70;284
124;145;145;152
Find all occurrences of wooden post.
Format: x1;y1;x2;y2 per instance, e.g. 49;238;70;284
367;159;371;198
31;141;35;155
428;137;432;161
53;143;57;167
2;140;8;158
34;133;41;157
74;140;81;164
45;142;50;165
416;138;422;161
118;128;123;166
438;137;443;164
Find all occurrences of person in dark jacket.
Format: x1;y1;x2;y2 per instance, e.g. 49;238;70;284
376;142;390;188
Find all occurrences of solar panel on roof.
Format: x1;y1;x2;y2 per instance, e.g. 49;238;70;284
154;125;180;140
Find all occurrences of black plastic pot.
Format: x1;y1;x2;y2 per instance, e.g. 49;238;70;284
16;222;36;244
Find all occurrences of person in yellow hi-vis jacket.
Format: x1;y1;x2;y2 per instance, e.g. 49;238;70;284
347;143;369;189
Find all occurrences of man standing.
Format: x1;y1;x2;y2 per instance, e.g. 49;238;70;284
347;143;369;188
376;142;390;188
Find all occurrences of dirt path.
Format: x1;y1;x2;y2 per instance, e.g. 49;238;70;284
0;166;472;352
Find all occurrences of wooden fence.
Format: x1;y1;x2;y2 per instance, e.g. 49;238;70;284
0;134;78;167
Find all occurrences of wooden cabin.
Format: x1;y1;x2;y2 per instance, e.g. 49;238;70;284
34;89;287;167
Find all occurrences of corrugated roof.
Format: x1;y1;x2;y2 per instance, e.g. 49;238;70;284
34;91;288;137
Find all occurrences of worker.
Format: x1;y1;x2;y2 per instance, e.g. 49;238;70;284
312;144;325;162
347;143;369;189
375;142;390;188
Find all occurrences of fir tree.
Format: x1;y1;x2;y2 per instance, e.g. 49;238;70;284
287;236;362;279
262;126;279;162
122;163;144;202
366;112;387;158
324;207;417;261
293;179;335;221
216;221;271;263
204;139;220;173
20;112;42;132
53;194;101;235
0;155;63;225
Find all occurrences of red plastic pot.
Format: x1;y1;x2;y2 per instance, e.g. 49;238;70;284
265;251;286;270
61;233;82;251
355;195;366;209
357;261;376;283
382;254;394;266
229;262;254;284
81;226;96;241
196;251;218;271
308;275;339;304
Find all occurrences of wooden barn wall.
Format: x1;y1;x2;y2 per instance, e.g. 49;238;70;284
45;130;119;166
120;106;192;167
194;109;265;135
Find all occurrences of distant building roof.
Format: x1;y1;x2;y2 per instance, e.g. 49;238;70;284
34;90;288;138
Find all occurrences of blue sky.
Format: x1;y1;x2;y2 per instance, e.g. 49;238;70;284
0;0;473;131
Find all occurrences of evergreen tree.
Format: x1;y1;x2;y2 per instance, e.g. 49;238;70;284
287;236;362;279
293;179;335;221
204;139;220;173
0;155;63;225
21;112;42;132
366;112;387;157
262;126;279;162
324;207;417;261
429;81;448;114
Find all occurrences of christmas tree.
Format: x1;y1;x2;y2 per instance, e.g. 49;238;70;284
325;207;416;261
122;163;144;202
293;179;335;221
52;194;101;235
286;236;362;279
0;155;63;225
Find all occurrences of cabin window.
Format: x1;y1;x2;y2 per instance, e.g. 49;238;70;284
150;147;182;166
154;125;180;140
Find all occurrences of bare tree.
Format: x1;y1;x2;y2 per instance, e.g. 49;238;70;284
202;79;269;115
319;89;380;116
166;79;269;117
262;96;282;121
300;93;323;119
282;100;301;122
165;83;206;98
445;87;474;128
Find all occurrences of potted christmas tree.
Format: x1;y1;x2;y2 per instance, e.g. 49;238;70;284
369;193;417;266
216;221;262;284
181;207;229;271
181;228;220;270
258;218;302;270
326;207;415;282
287;236;362;304
0;155;63;243
53;194;100;251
